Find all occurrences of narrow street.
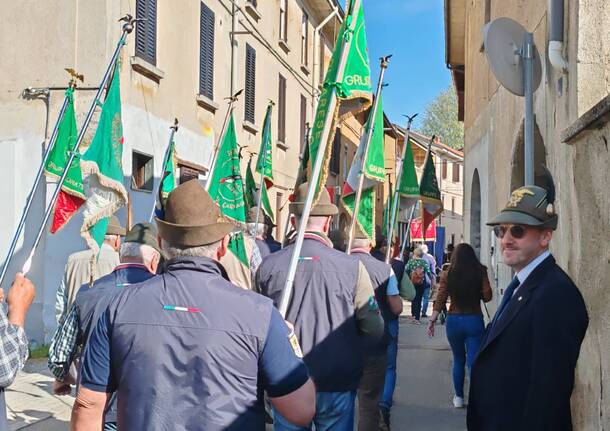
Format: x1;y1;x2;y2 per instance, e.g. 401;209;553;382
392;316;467;431
5;315;468;431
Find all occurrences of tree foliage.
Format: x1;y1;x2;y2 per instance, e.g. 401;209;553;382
418;85;464;150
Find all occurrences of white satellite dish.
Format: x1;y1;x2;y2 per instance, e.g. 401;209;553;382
483;17;542;96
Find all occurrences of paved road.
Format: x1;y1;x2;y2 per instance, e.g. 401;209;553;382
391;316;467;431
6;315;467;430
6;360;72;430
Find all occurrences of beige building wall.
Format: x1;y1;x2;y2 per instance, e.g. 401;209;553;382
448;0;610;427
0;0;342;343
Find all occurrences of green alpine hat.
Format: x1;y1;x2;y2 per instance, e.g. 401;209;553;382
125;222;162;254
487;168;558;230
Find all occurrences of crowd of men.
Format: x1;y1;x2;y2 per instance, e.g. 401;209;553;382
0;171;590;431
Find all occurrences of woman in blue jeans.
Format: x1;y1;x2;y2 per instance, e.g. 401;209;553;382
427;243;492;408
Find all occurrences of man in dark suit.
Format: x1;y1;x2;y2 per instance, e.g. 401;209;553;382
467;173;589;431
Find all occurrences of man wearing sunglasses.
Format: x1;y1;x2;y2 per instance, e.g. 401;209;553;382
467;174;589;431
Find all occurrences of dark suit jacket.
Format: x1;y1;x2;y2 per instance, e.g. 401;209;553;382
467;255;588;431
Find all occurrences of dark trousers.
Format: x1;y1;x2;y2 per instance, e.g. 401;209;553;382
411;283;426;320
358;353;387;431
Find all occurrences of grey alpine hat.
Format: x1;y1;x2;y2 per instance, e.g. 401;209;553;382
487;168;558;230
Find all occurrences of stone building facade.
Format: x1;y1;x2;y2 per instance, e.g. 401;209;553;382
445;0;610;427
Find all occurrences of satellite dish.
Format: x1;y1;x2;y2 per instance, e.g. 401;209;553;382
484;17;542;96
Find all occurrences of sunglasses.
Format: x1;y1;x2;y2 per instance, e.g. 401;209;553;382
493;224;528;239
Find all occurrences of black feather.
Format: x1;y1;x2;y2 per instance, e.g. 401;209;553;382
541;165;556;204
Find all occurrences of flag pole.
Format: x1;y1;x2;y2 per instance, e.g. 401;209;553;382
282;124;311;248
399;204;416;260
277;0;362;318
150;118;179;221
346;55;390;254
206;89;242;191
254;102;274;239
0;79;77;289
420;136;436;245
21;15;138;276
385;113;417;263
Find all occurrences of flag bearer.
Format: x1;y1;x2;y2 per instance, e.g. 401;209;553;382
257;182;384;430
49;222;161;431
350;227;403;431
71;180;315;430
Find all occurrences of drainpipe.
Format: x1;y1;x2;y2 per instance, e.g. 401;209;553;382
549;0;568;72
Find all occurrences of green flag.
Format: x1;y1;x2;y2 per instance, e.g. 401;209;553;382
207;113;249;267
308;0;372;206
419;147;443;233
160;135;177;203
255;104;275;219
256;104;274;184
44;87;86;233
341;94;386;243
80;64;128;254
397;138;420;208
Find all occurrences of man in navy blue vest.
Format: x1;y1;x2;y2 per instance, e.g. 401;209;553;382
71;180;315;431
257;183;384;430
350;227;403;431
49;222;161;430
467;173;588;431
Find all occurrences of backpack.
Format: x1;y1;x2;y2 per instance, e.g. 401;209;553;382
410;266;425;285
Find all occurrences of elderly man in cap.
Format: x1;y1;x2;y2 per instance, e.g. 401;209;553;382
71;180;315;431
349;226;403;431
49;222;161;430
247;206;281;259
467;173;588;431
55;215;125;322
257;183;384;430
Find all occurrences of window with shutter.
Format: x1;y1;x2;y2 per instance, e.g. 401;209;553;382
199;2;215;100
441;159;447;179
301;12;309;66
300;95;307;153
452;162;461;182
245;44;256;124
135;0;157;66
279;0;288;42
278;74;286;143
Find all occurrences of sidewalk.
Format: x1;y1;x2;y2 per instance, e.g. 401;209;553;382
391;314;467;430
6;359;73;430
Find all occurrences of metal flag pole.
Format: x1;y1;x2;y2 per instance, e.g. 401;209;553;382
399;204;417;260
522;32;535;186
346;55;391;254
420;136;435;246
206;89;243;191
277;0;361;317
150;118;179;221
254;102;275;238
385;113;417;264
21;15;138;275
0;78;77;288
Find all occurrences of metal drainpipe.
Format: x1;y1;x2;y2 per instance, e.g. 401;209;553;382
549;0;568;72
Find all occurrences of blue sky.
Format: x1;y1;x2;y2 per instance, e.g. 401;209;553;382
362;0;451;128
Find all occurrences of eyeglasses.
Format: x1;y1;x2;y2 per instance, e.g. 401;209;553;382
493;224;527;239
